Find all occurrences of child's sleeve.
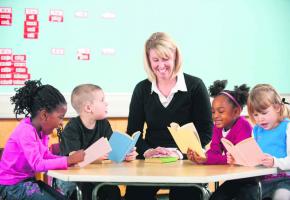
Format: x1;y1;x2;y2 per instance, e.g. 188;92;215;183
59;120;82;156
273;123;290;170
233;119;252;144
41;135;62;159
205;127;227;165
19;127;67;171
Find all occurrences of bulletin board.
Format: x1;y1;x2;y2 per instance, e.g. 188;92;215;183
1;0;290;94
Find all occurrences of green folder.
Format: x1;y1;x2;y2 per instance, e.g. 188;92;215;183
145;157;178;163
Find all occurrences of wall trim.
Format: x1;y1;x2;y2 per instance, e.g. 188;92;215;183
1;93;289;118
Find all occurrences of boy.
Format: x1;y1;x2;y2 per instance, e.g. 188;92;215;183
57;84;137;200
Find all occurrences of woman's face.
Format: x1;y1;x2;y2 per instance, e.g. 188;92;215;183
148;49;175;81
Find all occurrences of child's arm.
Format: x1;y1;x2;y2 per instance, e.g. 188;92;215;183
271;123;290;170
19;128;68;171
67;150;85;166
226;152;235;165
261;154;274;167
205;127;227;164
187;148;207;164
42;135;63;159
207;118;252;165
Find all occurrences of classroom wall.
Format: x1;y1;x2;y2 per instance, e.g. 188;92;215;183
1;93;289;119
0;93;131;118
1;0;290;119
0;0;290;95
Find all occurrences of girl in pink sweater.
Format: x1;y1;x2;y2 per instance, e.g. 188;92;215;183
187;80;252;165
0;80;85;200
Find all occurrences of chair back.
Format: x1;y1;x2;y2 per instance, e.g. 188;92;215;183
49;143;60;155
0;148;3;160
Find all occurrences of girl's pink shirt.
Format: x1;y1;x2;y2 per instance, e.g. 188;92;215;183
0;117;67;185
205;116;252;165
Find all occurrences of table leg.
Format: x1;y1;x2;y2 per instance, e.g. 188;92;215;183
257;179;262;200
76;185;83;200
92;182;107;200
214;182;219;191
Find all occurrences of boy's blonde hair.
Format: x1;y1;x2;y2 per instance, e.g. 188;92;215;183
247;84;290;123
144;32;182;82
71;84;102;114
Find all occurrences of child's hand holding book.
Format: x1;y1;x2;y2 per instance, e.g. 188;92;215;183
187;148;207;164
168;122;206;158
67;150;85;166
261;154;274;168
226;152;235;165
125;147;138;162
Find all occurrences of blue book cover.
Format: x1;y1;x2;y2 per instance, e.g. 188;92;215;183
108;131;141;163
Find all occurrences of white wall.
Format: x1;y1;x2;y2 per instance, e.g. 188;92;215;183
1;93;289;118
0;93;131;118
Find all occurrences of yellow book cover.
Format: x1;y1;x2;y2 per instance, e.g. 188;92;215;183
168;122;205;158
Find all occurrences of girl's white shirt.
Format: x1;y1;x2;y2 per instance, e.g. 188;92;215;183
222;128;231;138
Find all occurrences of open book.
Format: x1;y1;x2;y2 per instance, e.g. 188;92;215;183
168;122;205;158
221;137;264;167
108;131;141;163
78;137;112;168
145;157;178;163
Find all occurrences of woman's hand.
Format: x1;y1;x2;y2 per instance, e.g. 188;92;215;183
67;150;85;166
125;147;138;162
187;148;207;164
261;154;274;167
143;147;172;158
226;152;235;165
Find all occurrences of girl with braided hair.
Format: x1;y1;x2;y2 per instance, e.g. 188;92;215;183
0;80;85;200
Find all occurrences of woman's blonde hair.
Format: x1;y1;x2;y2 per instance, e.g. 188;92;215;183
247;84;290;123
144;32;182;82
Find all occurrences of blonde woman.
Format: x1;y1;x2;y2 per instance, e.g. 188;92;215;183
124;32;213;200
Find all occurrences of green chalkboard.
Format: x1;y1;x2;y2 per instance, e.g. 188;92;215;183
1;0;289;94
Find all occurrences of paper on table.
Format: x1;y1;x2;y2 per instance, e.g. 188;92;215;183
78;137;112;168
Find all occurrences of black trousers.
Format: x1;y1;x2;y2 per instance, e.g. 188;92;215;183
124;185;203;200
209;178;259;200
72;183;121;200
